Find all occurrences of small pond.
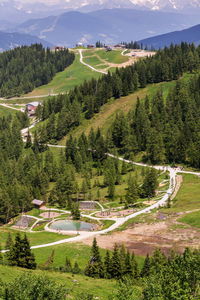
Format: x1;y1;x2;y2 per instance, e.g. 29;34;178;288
49;220;95;232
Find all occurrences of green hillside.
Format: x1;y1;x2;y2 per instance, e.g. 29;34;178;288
26;52;102;97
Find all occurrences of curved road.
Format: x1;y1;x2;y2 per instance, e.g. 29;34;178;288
2;143;200;252
0;103;22;111
78;49;108;75
0;50;106;103
2;48;200;251
29;154;176;250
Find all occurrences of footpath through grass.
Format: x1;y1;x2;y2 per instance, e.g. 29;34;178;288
116;173;200;231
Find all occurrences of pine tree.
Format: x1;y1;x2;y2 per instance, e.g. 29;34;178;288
110;244;122;279
73;261;81;274
140;254;151;277
25;130;32;148
7;234;36;269
20;234;37;269
125;176;139;205
131;252;139;279
5;233;13;250
141;169;158;198
124;251;133;277
85;238;104;278
104;251;111;279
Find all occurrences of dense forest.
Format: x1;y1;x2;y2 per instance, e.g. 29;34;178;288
0;109;159;224
35;43;200;168
0;42;200;299
0;44;75;97
1;43;200;224
108;75;200;168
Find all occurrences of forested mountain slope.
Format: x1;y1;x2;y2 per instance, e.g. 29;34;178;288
139;24;200;49
0;44;75;98
35;43;200;147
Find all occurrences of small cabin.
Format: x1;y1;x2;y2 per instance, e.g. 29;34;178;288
32;199;45;209
54;46;65;52
76;42;83;47
26;102;41;116
87;45;94;49
114;44;125;48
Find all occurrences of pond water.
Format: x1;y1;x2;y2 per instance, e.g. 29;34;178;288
49;220;95;232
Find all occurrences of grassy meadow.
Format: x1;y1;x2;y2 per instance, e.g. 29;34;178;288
26;52;101;97
0;265;117;299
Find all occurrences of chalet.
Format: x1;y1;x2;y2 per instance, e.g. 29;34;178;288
53;46;65;52
87;45;94;49
114;44;126;48
26;101;41;116
76;42;83;47
32;199;45;209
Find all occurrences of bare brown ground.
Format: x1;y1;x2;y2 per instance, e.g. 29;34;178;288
95;209;136;218
39;212;61;218
81;212;200;256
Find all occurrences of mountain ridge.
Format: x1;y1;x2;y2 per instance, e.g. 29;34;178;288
0;31;52;52
1;0;200;27
139;24;200;48
15;8;200;47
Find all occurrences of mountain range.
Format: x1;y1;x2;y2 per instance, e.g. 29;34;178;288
1;0;200;27
139;24;200;49
0;31;52;52
14;9;200;47
0;1;200;51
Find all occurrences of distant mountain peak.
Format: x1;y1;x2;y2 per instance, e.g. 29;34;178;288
129;0;200;11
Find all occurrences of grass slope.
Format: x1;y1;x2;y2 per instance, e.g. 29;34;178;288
178;210;200;228
0;265;117;299
82;49;129;72
97;49;129;64
0;228;71;249
0;105;20;117
163;174;200;214
26;52;101;97
116;173;200;231
58;73;193;146
59;78;178;145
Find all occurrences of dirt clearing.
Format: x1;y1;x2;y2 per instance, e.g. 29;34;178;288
81;211;200;256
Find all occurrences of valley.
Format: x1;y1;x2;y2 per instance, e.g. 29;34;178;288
0;41;200;299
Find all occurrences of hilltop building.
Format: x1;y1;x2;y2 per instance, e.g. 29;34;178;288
26;101;41;116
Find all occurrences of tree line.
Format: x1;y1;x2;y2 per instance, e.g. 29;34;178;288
47;130;159;209
107;73;200;168
84;238;200;299
1;236;199;300
36;43;200;144
0;110;159;224
0;44;75;97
